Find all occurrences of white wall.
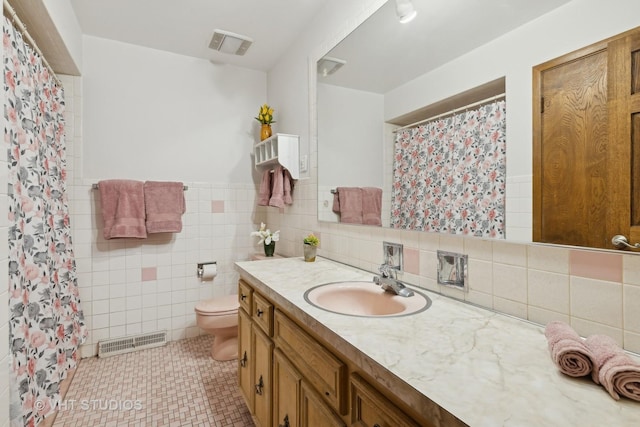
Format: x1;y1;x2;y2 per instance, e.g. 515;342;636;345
82;36;266;184
265;0;640;354
317;83;384;187
43;0;83;72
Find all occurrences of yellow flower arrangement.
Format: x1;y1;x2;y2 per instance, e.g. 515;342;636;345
254;103;276;125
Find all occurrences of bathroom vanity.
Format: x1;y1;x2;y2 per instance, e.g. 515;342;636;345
235;257;640;427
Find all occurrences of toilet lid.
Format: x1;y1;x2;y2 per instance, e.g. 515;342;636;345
195;294;239;315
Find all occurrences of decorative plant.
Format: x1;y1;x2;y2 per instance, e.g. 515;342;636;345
250;222;280;245
254;104;276;125
303;233;319;246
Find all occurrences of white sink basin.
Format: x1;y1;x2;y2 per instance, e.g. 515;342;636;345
303;281;431;317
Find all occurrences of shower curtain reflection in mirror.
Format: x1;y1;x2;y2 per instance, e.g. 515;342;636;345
390;100;506;238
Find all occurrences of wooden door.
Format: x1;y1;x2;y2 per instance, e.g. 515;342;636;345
534;44;609;248
608;31;640;247
273;349;301;427
533;26;640;250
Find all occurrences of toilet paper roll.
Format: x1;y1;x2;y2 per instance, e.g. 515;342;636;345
200;263;217;282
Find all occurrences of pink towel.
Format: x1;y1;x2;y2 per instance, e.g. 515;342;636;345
585;334;640;401
98;180;147;239
544;321;594;377
269;166;285;208
143;181;185;233
258;169;271;206
332;193;340;213
362;187;382;226
283;169;293;205
337;187;363;224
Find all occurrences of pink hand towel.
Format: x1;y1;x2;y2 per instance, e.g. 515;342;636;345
269;166;285;208
337;187;363;224
585;334;640;401
98;180;147;239
283;169;294;205
544;321;594;377
257;169;271;206
362;187;382;226
143;181;185;233
332;192;341;213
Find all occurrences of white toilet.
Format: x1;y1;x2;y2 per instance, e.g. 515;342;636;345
194;294;239;361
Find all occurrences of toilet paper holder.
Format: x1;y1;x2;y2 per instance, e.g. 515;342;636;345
197;261;217;278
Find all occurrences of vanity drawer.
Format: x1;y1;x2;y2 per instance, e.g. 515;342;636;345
238;280;253;314
273;309;347;415
252;292;274;336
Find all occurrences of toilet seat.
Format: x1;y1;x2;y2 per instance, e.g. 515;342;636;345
195;294;239;316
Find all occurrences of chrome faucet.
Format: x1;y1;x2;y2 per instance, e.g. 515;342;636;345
374;263;414;297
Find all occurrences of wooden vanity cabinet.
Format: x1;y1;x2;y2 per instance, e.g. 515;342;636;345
238;279;429;427
350;374;421;427
273;348;301;427
237;279;273;427
238;308;253;410
253;325;273;427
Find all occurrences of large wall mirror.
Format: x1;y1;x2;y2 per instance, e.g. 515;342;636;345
316;0;573;243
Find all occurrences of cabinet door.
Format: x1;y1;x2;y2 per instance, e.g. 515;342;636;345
238;308;253;411
300;381;346;427
253;325;274;427
273;349;301;427
350;374;421;427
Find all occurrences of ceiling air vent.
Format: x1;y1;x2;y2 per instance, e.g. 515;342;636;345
209;29;253;56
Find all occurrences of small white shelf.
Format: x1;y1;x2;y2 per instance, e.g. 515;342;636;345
254;133;299;179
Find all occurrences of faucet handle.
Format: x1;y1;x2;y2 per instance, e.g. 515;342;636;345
379;263;390;277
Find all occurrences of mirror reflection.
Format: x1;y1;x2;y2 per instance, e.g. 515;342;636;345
316;0;572;241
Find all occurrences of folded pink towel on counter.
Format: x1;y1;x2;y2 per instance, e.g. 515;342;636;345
585;334;640;401
257;169;271;206
143;181;185;233
98;180;147;239
544;321;594;377
269;166;285;208
362;187;382;226
336;187;363;224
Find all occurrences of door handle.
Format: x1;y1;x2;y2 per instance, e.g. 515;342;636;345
612;235;640;249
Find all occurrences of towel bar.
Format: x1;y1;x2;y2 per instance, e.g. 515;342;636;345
92;183;188;191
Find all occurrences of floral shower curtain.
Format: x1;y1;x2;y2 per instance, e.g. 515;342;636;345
4;16;87;426
390;100;506;238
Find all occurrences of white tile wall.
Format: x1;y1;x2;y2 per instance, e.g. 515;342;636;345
71;180;259;357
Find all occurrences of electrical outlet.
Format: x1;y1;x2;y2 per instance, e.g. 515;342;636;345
299;155;308;173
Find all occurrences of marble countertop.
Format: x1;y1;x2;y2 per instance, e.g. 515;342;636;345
235;257;640;426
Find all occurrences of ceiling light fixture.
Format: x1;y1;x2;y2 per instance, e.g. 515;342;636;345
209;29;253;56
317;56;347;77
395;0;417;24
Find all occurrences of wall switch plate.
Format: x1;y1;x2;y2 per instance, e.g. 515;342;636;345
299;155;308;173
383;241;403;271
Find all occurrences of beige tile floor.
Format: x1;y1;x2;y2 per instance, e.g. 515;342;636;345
51;335;254;427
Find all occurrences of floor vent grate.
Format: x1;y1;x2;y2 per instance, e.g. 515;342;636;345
98;330;167;358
